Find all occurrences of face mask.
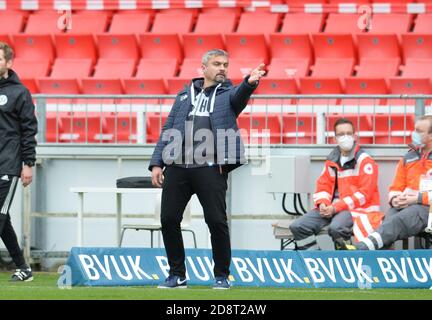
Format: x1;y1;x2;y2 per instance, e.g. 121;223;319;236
412;131;425;147
337;135;355;151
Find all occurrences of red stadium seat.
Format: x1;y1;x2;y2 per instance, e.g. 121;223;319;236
311;58;355;78
81;79;124;94
325;113;373;144
267;58;310;78
368;14;412;35
124;79;167;94
12;58;50;79
13;34;55;63
413;14;432;33
269;34;313;64
96;34;140;62
135;59;177;79
325;14;365;34
254;78;298;104
401;34;432;63
355;58;400;78
0;11;24;34
50;58;92;78
38;79;81;94
401;59;432;77
59;112;112;143
200;7;242;16
225;34;269;63
139;34;183;64
20;79;39;94
194;13;237;34
45;112;64;143
25;12;64;34
147;112;169;143
151;12;194;34
65;12;109;34
281;113;317;144
312;34;356;61
236;13;281;34
228;59;263;79
104;113;137;143
237;113;282;144
357;34;401;63
373;113;415;144
109;13;152;34
178;59;203;78
55;34;98;64
280;14;324;34
182;34;225;59
389;77;432;105
93;59;135;78
166;78;190;94
344;78;388;105
299;78;343;105
0;35;12;47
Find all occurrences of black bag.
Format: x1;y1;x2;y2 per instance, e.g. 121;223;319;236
116;176;155;188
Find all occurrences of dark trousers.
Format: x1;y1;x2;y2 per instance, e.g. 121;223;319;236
161;166;230;278
0;175;26;269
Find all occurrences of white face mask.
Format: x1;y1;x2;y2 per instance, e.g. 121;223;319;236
336;134;355;152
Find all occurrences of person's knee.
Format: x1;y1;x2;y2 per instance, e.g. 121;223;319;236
328;223;350;240
289;219;301;236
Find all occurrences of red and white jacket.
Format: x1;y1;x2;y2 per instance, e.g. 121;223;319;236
313;143;384;241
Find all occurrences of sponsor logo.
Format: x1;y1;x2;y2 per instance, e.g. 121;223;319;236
0;95;7;106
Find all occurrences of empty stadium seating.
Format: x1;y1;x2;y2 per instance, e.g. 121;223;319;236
109;13;152;34
54;34;98;64
59;112;111;143
325;114;373;144
282;113;317;144
373;113;415;144
0;11;24;34
237;113;282;144
182;34;225;59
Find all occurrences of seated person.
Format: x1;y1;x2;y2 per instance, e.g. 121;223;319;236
289;118;384;250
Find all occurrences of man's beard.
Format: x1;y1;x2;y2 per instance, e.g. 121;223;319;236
214;74;225;83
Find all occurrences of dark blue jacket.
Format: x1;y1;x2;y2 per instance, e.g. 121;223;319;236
148;76;257;173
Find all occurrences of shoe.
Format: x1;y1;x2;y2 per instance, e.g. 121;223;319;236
213;277;231;290
10;268;33;282
157;275;187;289
296;240;320;250
334;238;357;250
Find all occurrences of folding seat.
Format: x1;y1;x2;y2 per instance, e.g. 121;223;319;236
389;77;432;106
373;113;415;144
225;34;269;63
281;113;317;144
401;59;432;77
109;13;152;34
12;58;51;79
13;35;55;63
81;79;124;94
236;13;281;34
368;14;413;35
200;7;242;16
355;58;400;78
147;112;169;143
401;34;432;63
357;34;401;63
227;58;264;79
0;11;24;34
45;112;64;143
269;34;313;64
20;79;39;94
96;34;140;62
59;112;112;143
49;58;93;78
104;113;137;143
237;113;282;144
93;59;135;78
299;78;343;105
135;59;177;79
178;59;203;78
123;79;167;104
151;12;194;34
413;14;432;34
157;8;199;19
182;34;225;59
166;78;190;104
194;13;237;34
267;58;310;78
312;34;356;61
254;78;298;105
325;14;365;34
54;34;98;64
139;34;183;64
25;12;64;34
0;35;12;47
280;14;324;34
284;0;326;3
38;79;81;94
65;12;109;34
311;58;355;78
324;113;373;144
343;78;388;105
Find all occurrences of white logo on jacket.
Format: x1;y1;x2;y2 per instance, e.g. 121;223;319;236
0;95;7;106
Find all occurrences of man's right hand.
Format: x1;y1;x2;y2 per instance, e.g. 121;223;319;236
151;166;164;188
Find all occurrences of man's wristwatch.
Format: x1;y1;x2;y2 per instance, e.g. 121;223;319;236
24;161;35;167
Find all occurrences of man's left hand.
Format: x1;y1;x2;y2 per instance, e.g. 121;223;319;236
21;165;33;187
248;63;266;85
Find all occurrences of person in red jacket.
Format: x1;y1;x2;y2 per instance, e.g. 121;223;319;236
339;115;432;250
290;118;384;250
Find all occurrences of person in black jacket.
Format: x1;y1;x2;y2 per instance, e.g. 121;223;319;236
149;49;265;289
0;42;37;281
